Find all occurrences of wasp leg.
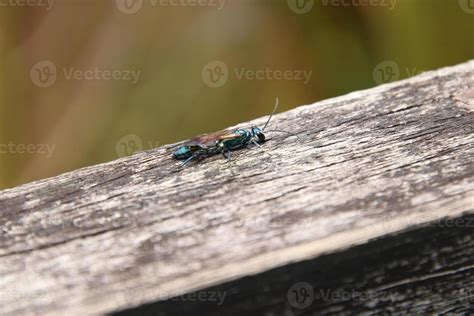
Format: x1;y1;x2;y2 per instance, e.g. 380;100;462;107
179;155;197;168
250;140;273;160
222;148;232;163
251;140;263;148
221;148;236;176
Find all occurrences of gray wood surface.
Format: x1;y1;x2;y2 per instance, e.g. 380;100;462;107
1;60;473;315
115;215;474;315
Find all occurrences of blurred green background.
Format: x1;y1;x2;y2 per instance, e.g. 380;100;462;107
0;0;472;189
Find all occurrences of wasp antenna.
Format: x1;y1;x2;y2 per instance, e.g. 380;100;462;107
262;97;279;131
265;129;302;143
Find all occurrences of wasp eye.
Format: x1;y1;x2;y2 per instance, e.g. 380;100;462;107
257;132;265;142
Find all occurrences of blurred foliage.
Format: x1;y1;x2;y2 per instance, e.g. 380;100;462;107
0;0;472;189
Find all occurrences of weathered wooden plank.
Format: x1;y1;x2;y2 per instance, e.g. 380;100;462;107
1;60;473;315
115;214;474;315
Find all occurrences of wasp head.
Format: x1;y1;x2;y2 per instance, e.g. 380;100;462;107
251;126;265;143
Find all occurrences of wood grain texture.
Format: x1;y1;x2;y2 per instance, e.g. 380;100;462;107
1;60;473;315
115;214;474;315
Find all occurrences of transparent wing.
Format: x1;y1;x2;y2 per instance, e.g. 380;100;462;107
187;130;239;148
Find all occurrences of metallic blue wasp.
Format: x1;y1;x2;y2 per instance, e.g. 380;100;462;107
173;98;281;167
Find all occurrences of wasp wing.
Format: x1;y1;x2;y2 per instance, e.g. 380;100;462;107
187;130;239;148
